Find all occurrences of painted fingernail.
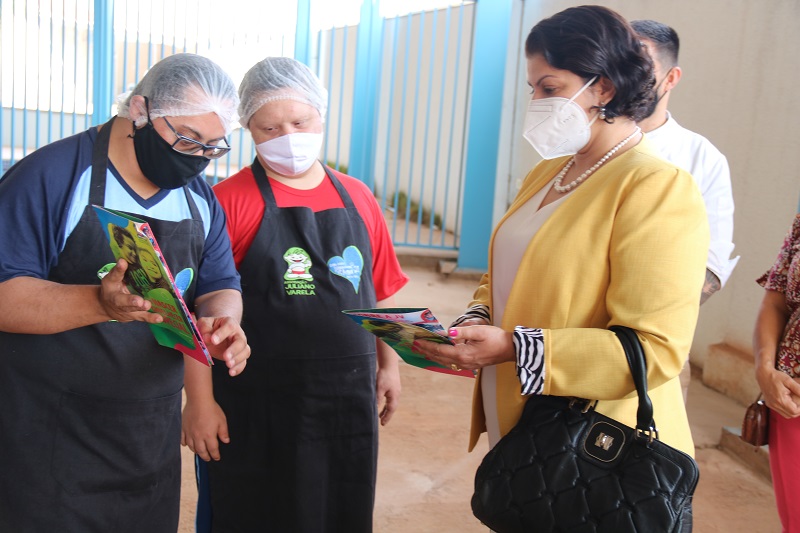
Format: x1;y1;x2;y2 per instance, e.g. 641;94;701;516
448;328;458;337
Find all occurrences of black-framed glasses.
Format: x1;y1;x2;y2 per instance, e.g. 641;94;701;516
143;96;231;159
161;115;231;159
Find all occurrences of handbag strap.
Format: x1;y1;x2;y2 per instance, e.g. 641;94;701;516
609;325;657;441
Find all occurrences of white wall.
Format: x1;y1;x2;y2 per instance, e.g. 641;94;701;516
499;0;800;367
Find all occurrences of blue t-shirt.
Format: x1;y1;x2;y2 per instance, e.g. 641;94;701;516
0;126;240;296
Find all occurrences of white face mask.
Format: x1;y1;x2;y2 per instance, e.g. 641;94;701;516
522;76;599;159
255;132;323;176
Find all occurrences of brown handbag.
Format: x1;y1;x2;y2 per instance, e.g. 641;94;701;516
741;394;769;447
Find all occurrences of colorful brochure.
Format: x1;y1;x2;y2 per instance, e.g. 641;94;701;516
342;307;475;377
93;205;212;367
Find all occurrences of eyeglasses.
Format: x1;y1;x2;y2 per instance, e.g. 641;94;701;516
161;115;231;159
143;96;231;159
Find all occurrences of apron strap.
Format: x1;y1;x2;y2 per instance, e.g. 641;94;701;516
89;117;116;206
250;157;358;210
182;185;203;222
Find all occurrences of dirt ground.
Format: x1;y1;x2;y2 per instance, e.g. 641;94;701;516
177;265;781;533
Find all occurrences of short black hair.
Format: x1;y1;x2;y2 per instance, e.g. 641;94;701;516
631;20;680;68
525;5;655;122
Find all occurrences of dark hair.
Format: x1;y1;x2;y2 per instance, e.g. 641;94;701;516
525;5;655;122
630;20;680;68
112;225;134;247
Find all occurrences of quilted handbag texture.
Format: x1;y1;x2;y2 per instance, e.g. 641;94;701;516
471;326;698;532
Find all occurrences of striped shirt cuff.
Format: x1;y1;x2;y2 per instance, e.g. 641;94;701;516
449;304;491;328
513;326;545;395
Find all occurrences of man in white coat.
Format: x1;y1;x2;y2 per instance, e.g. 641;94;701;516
633;19;739;401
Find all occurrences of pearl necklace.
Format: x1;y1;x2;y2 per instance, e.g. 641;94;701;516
553;126;641;193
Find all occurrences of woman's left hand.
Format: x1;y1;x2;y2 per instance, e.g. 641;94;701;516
413;325;516;371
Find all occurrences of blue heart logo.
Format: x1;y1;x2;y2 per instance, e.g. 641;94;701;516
327;245;364;293
174;268;194;297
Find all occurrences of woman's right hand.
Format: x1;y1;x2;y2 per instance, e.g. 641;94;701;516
756;367;800;419
448;317;489;343
414;325;515;370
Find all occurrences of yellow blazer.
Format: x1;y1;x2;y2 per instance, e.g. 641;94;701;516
468;138;709;456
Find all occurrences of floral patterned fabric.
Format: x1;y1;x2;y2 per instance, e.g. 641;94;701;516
757;213;800;377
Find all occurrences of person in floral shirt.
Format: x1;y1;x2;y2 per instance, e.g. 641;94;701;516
754;212;800;532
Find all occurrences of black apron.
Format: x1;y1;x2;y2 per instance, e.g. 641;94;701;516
0;118;204;532
206;159;379;533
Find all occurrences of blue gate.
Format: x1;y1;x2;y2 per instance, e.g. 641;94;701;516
1;0;514;267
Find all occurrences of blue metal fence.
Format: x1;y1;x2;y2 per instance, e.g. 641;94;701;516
1;0;479;256
379;5;474;251
1;0;95;169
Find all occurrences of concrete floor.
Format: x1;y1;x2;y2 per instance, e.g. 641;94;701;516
178;265;781;532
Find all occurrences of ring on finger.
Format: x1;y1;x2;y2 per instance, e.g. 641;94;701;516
450;363;462;371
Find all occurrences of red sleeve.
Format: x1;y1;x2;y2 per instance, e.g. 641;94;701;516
212;167;264;269
214;166;409;300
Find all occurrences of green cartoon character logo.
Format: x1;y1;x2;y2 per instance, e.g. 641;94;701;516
283;247;313;281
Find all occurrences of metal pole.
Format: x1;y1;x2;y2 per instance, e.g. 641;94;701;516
92;0;114;125
457;0;513;271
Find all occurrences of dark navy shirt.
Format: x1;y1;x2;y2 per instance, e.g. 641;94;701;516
0;126;240;296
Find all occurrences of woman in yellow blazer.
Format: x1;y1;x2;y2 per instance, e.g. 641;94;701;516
414;5;708;458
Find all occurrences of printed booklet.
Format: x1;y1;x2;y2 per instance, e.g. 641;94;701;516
342;307;475;377
93;205;212;367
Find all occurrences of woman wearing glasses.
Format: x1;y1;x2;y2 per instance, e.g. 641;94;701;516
182;56;408;532
0;53;250;531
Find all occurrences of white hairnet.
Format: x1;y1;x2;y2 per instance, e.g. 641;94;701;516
238;57;328;129
117;53;239;134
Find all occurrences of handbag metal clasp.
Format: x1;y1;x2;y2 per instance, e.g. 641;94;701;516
568;398;597;413
584;421;626;462
636;426;659;443
595;432;615;451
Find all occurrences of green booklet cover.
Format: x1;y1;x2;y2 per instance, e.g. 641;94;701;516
93;205;212;367
342;307;474;377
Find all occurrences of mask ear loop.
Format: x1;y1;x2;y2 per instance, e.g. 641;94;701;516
563;76;601;127
559;75;599;116
587;109;601;127
567;76;598;104
652;67;673;106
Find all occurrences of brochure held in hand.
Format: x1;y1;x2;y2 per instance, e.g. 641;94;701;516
342;307;475;377
93;205;212;367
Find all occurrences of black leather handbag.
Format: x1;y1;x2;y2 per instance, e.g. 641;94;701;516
472;326;698;532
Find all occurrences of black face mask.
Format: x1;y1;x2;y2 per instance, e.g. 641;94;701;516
132;121;211;190
643;68;673;119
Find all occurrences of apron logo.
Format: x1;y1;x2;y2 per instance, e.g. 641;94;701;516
173;268;194;297
283;247;316;296
327;245;364;293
